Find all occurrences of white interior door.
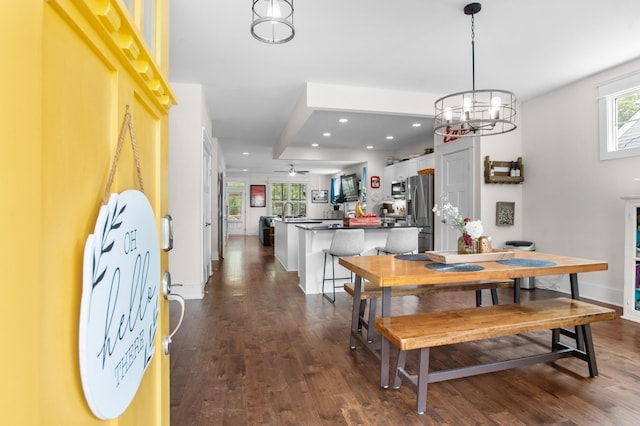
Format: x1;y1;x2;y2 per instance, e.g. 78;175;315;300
438;146;473;251
202;131;213;280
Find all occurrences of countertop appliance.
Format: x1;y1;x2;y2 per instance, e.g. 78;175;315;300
405;174;434;252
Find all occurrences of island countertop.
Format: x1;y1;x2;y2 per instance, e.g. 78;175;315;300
297;224;417;231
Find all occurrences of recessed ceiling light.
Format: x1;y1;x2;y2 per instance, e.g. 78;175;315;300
412;123;421;127
366;145;374;149
311;143;319;147
339;118;348;123
386;136;394;140
242;152;249;155
323;132;331;137
242;169;248;172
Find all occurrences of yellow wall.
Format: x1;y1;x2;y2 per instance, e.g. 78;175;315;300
0;0;175;424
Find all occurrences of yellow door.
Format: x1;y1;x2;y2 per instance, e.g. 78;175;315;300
0;1;176;424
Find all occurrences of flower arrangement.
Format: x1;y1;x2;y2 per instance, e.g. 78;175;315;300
432;199;483;253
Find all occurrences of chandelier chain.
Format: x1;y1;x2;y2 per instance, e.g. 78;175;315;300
470;13;476;91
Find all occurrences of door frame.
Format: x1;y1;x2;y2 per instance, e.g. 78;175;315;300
434;138;479;251
225;177;248;235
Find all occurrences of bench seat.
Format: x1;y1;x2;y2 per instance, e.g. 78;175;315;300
374;297;615;414
346;279;514;345
344;280;514;300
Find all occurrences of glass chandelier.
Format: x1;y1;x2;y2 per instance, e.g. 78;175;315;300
251;0;295;44
434;3;517;139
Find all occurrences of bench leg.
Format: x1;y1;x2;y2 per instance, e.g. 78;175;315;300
580;323;599;377
380;336;390;388
350;276;363;350
358;299;366;331
416;348;431;414
491;288;499;305
393;350;407;389
475;289;500;307
367;298;378;343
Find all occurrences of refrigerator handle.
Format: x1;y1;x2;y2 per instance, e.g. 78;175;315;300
411;184;418;219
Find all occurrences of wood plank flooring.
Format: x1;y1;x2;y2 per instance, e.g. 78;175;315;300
170;236;640;425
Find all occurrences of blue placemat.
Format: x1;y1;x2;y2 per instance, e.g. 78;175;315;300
497;258;556;267
395;254;431;261
426;263;485;272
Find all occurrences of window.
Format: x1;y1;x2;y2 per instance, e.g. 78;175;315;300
270;182;307;217
599;71;640;160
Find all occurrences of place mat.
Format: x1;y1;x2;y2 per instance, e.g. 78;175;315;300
497;259;557;267
425;263;485;272
395;254;431;261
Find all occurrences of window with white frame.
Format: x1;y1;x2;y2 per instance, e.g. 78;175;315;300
598;71;640;160
269;180;308;217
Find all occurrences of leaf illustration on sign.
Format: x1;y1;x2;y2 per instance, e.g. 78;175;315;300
92;201;127;290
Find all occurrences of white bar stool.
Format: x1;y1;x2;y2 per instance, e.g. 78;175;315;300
322;229;365;303
376;227;419;255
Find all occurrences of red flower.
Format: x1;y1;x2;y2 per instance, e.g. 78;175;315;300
463;217;471;223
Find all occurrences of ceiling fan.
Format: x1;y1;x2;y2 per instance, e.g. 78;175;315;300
274;164;309;176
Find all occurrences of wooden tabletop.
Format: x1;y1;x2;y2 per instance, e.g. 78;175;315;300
338;250;608;288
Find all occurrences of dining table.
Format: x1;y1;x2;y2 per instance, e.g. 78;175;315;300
338;250;609;388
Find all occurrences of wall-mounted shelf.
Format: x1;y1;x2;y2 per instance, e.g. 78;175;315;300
484;156;524;184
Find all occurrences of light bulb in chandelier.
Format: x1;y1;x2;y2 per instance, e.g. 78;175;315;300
267;0;282;20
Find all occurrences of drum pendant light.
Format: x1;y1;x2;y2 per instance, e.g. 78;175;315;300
434;3;517;138
251;0;295;44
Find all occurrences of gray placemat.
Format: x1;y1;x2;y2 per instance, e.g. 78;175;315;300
497;259;556;267
425;263;485;272
395;254;431;261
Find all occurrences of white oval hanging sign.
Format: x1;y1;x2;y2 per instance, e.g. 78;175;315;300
79;190;160;420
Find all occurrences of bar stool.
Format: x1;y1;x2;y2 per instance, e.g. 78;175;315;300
375;227;419;255
322;229;365;303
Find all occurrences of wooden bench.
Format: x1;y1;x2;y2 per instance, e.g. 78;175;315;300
374;297;616;414
345;280;514;344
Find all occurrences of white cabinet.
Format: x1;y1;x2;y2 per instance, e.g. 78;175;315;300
383;155;435;198
621;196;640;323
417;153;435;171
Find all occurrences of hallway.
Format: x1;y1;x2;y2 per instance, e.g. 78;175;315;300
170;236;640;425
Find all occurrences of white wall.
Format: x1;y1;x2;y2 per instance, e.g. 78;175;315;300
478;111;525;250
168;83;216;299
522;57;640;305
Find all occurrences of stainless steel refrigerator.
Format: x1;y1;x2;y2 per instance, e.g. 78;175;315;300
405;174;434;252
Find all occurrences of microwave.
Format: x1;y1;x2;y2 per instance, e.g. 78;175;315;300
391;180;406;197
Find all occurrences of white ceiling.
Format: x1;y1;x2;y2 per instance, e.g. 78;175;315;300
169;0;640;175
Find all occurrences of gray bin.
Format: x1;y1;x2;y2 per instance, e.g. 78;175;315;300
505;240;536;290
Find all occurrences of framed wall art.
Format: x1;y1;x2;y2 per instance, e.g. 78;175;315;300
496;201;515;226
311;190;328;203
370;175;380;188
250;185;266;207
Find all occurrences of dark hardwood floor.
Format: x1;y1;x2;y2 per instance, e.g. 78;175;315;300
170;236;640;425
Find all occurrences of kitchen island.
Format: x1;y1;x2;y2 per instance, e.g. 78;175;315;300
273;218;342;271
296;224;419;295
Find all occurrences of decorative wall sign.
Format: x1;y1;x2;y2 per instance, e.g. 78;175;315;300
79;190;160;419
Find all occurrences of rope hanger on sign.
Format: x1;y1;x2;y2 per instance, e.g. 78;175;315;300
102;105;145;205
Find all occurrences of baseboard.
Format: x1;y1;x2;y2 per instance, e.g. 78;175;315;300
172;282;204;300
535;275;622;307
